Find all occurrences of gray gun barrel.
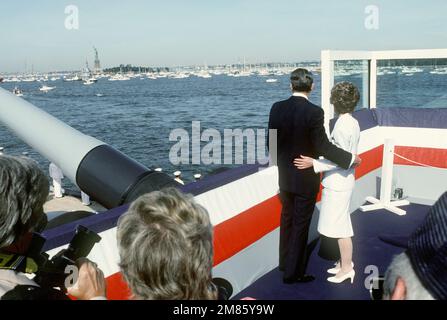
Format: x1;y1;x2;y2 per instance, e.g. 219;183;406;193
0;87;177;209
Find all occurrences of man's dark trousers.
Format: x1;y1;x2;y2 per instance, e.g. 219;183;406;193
279;190;317;279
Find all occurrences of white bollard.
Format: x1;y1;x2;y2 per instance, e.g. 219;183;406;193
360;139;410;215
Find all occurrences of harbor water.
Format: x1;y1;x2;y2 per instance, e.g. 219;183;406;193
1;69;446;186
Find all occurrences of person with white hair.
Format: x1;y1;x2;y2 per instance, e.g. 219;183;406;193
0;155;105;300
116;188;216;299
383;252;435;300
382;192;447;300
0;156;48;298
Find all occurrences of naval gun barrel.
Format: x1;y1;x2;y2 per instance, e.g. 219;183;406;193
0;88;177;209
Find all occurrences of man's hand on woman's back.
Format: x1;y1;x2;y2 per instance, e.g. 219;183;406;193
352;155;362;168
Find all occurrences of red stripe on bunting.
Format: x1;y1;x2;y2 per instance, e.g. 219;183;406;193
213;195;282;266
394;146;447;168
105;272;132;300
355;145;384;179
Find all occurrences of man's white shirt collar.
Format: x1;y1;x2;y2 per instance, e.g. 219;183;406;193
292;92;309;100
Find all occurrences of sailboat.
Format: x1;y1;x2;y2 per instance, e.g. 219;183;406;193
431;68;447;75
81;60;98;85
430;61;447;74
196;70;212;79
109;66;130;81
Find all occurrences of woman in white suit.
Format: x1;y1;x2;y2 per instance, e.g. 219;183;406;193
294;82;360;284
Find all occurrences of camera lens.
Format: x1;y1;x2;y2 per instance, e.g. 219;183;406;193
212;278;233;300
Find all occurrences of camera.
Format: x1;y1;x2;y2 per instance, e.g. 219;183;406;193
32;225;102;290
1;225;101;300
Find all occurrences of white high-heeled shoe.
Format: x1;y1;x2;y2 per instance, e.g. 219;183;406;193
327;269;355;284
327;262;354;275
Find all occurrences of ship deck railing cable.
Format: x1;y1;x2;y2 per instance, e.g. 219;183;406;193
393;152;446;170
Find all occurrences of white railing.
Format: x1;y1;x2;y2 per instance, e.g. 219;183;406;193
321;49;447;215
320;49;447;132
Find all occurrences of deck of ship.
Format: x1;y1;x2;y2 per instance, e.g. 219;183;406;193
44;193;106;218
234;202;430;300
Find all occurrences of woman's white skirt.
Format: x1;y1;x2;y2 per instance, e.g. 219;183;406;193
317;187;354;238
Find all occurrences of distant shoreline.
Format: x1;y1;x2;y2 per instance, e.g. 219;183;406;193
0;61;319;76
2;58;447;76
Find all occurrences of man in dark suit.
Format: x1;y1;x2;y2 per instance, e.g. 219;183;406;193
268;68;361;283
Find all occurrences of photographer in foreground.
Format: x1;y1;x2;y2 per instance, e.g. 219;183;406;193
0;155;105;300
382;192;447;300
0;155;49;298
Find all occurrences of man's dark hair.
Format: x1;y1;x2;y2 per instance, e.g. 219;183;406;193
330;82;360;114
290;68;313;92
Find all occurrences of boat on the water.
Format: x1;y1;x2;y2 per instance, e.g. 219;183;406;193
108;74;130;81
170;72;189;79
401;66;424;74
430;67;447;75
39;85;56;92
12;87;23;97
83;78;97;85
196;70;212;79
64;74;82;82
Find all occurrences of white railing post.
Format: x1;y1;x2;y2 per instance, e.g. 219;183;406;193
321;50;335;136
380;139;395;203
362;60;370;109
360;139;410;215
369;58;377;108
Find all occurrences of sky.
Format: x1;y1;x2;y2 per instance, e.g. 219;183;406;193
1;0;446;72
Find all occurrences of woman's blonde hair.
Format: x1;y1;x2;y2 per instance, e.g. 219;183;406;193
117;188;217;300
